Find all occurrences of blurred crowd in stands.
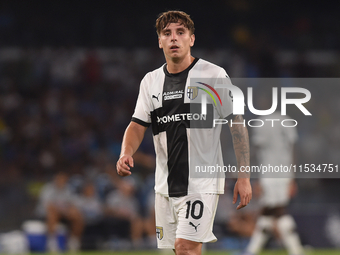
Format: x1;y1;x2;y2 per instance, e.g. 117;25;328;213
34;170;157;251
0;1;339;50
0;47;339;250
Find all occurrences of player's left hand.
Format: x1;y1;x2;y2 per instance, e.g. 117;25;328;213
233;178;252;210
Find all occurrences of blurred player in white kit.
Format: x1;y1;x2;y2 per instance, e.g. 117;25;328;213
243;111;305;255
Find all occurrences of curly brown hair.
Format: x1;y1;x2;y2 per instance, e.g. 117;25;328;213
155;10;195;36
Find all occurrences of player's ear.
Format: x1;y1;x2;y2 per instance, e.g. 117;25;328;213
158;37;163;49
190;34;195;47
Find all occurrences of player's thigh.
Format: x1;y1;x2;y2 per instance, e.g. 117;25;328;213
175;193;219;243
155;193;177;249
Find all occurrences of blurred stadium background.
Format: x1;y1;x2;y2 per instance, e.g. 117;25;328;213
0;0;340;254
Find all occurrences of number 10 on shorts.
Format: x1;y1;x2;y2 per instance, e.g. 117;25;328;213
185;200;204;219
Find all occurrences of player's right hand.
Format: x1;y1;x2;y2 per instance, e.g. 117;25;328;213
116;155;134;176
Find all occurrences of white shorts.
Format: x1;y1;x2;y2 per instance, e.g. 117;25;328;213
259;178;291;208
155;193;219;249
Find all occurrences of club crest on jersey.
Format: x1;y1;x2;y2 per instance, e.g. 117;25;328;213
187;86;199;100
156;226;164;240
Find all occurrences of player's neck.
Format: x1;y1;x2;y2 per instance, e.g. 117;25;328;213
166;55;195;74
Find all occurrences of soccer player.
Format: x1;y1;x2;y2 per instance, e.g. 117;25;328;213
116;11;252;255
243;111;305;255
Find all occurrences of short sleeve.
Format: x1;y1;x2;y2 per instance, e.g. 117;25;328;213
131;75;153;127
215;68;234;119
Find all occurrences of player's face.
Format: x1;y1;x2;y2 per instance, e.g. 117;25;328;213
158;22;195;61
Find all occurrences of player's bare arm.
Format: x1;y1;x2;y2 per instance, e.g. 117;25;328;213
229;115;252;210
116;121;147;176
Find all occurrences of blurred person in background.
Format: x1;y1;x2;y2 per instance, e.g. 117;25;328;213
35;171;84;253
75;181;104;250
243;109;305;255
104;177;144;248
76;181;103;224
